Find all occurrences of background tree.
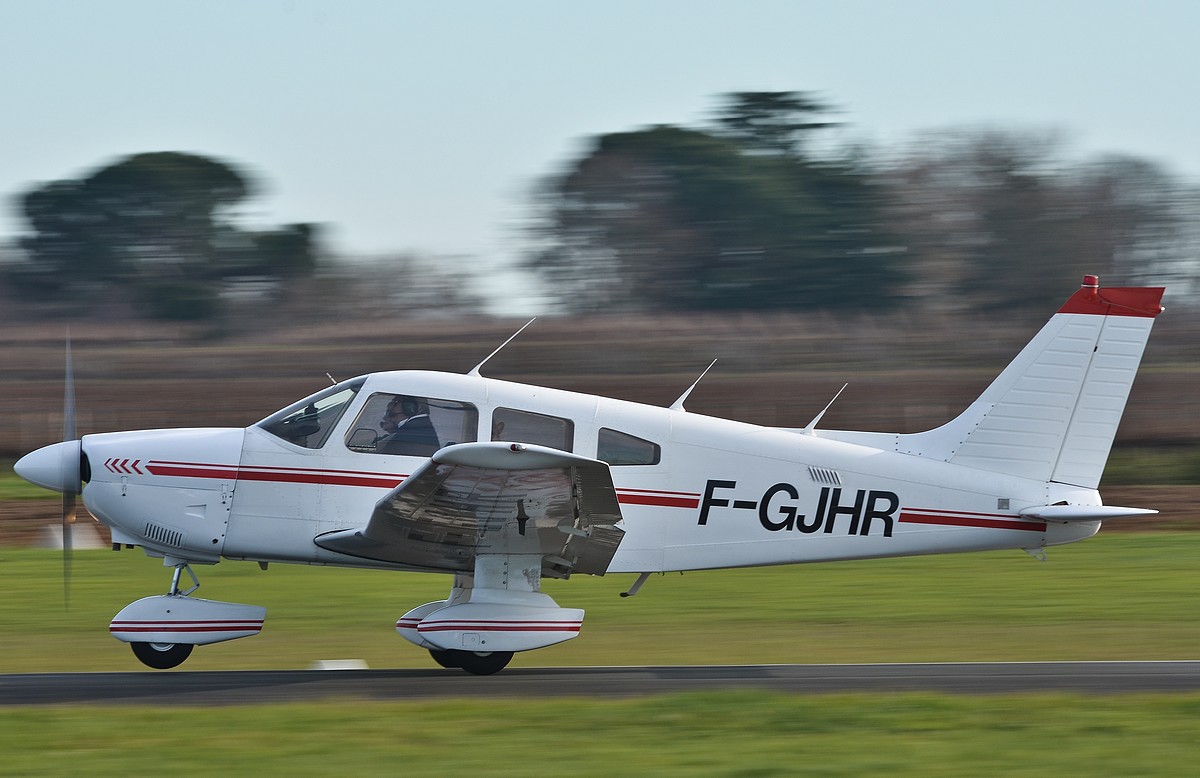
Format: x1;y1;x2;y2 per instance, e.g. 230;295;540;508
7;151;320;320
712;91;837;157
882;130;1199;311
215;222;322;284
327;252;486;317
527;92;907;313
1069;155;1200;297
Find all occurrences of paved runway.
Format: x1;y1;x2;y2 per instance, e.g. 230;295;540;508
3;662;1200;705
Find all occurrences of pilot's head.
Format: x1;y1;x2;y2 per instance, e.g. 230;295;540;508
380;400;405;432
381;396;422;431
395;396;422;417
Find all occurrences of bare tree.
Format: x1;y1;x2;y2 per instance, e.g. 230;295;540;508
882;129;1199;310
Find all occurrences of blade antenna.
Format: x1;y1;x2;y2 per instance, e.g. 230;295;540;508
669;359;718;412
802;383;848;434
469;318;537;377
62;334;79;609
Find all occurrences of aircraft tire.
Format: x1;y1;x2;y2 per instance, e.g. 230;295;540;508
429;649;461;669
131;641;194;670
452;650;513;676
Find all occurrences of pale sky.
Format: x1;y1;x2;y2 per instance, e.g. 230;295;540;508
2;0;1197;311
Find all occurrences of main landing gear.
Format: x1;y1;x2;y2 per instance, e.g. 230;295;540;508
109;561;267;670
428;649;515;676
131;641;194;670
397;559;586;676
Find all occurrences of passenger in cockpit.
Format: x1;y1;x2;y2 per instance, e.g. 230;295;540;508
376;395;441;456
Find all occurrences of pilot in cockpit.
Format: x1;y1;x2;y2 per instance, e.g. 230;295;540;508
376;395;441;456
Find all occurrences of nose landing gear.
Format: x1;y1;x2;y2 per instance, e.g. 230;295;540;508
110;561;267;670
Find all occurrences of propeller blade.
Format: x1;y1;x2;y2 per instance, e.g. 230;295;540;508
64;337;76;444
62;336;79;609
62;479;74;609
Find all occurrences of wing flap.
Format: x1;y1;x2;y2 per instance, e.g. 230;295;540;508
315;442;623;576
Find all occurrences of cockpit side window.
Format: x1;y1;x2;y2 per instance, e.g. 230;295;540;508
257;380;364;449
597;427;661;465
346;393;478;456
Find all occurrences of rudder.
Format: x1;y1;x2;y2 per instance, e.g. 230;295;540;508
898;276;1165;488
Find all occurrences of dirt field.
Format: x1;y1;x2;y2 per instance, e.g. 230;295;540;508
3;308;1199;453
3;308;1197;547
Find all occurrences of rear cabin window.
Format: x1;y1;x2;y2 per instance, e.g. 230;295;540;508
597;428;661;466
492;408;574;452
346;393;478;456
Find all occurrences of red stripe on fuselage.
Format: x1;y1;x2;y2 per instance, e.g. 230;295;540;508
236;470;403;488
618;492;700;508
900;509;1046;532
145;461;405;489
145;462;241;480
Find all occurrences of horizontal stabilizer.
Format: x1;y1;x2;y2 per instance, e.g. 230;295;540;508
1018;505;1158;522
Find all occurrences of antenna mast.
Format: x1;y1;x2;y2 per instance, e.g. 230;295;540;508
469;318;537;377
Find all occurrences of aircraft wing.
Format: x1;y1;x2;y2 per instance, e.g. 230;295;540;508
314;442;624;578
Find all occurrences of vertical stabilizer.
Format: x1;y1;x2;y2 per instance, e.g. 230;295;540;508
897;276;1165;488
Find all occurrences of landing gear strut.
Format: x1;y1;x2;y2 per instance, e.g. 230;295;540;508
128;562;202;669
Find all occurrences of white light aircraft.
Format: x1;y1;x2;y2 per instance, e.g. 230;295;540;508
14;276;1165;674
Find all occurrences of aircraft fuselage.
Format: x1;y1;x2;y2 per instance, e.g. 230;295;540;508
79;369;1097;575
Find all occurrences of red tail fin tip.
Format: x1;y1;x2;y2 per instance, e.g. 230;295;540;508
1059;277;1164;318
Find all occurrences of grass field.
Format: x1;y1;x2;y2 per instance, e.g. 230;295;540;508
3;692;1200;776
2;533;1198;672
2;534;1199;774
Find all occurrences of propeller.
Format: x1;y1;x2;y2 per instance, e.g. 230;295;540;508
61;336;81;608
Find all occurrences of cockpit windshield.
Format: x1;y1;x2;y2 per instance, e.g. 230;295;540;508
257;378;365;449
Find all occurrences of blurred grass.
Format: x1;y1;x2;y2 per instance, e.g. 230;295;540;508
1102;447;1200;485
1;533;1197;673
0;462;50;500
3;691;1200;776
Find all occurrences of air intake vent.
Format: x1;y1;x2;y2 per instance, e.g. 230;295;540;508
807;467;842;486
144;522;183;548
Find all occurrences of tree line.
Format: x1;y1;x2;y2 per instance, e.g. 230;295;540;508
4;93;1197;321
529;93;1199;314
6;152;321;320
